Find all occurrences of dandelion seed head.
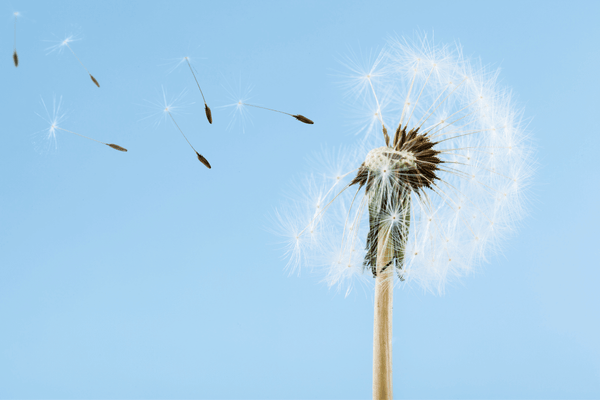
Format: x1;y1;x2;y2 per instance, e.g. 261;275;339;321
277;34;534;295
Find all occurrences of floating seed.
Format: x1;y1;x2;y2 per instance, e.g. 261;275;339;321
293;114;314;124
54;126;126;152
167;111;211;169
13;51;18;67
196;152;211;169
205;104;213;124
61;40;100;88
107;144;127;152
242;103;314;125
90;74;100;87
185;58;212;124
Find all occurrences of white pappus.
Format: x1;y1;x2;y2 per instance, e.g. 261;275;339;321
276;35;534;295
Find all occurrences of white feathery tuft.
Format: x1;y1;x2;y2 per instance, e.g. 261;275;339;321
276;35;534;295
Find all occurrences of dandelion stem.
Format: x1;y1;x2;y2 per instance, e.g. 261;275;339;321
370;185;410;399
373;226;394;400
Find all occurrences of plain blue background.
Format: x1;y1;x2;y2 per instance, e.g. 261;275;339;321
1;0;599;398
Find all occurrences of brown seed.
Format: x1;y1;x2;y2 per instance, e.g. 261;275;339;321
293;115;314;124
382;125;390;146
205;104;213;124
196;152;211;169
13;51;18;67
90;74;100;87
107;144;127;152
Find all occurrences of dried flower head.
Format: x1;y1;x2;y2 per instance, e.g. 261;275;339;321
278;36;534;295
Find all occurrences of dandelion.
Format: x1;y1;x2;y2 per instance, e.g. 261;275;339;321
35;96;127;152
142;87;211;168
12;12;19;67
277;35;533;399
46;34;100;87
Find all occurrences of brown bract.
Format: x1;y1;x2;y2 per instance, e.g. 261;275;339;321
350;124;442;194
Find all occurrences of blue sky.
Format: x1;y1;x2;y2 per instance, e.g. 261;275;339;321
1;0;599;398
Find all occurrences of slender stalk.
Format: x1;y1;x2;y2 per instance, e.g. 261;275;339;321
13;14;18;67
64;42;100;87
373;228;394;400
241;103;314;124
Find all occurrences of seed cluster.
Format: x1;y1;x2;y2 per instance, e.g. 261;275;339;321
349;124;442;276
350;124;442;196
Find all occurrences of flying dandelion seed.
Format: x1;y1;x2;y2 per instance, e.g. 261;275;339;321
165;56;213;124
46;35;100;87
196;152;211;169
142;87;211;168
239;102;314;124
184;57;213;124
167;109;211;168
106;144;128;152
277;35;534;399
35;96;127;152
12;12;18;67
221;77;314;131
